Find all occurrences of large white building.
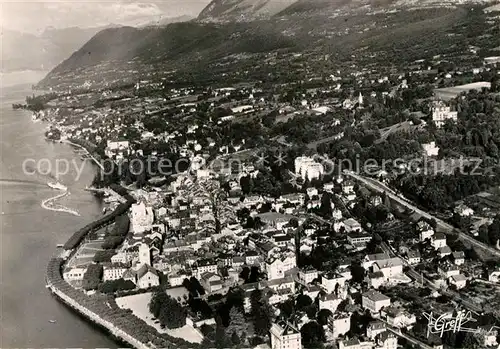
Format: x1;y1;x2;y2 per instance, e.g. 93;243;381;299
103;265;128;281
63;267;87;281
294;157;324;181
432;101;457;128
319;293;343;313
136;264;160;289
270;321;301;349
328;313;351;338
194;259;218;279
298;268;318;285
130;202;154;234
362;290;391;313
372;258;403;279
321;272;347;294
105;140;129;160
266;255;297;280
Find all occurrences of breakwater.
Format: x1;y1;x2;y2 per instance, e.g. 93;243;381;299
41;189;80;216
45;185;198;349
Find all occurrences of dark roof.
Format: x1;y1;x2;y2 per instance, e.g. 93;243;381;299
137;264;158;279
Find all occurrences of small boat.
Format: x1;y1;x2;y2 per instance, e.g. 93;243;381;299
49;320;56;323
56;244;64;248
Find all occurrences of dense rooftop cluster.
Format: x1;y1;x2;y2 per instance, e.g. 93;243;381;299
31;4;500;349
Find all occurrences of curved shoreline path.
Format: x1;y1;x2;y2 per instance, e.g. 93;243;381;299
41;184;80;216
63;140;104;170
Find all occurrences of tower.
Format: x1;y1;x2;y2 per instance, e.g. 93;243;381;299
139;243;151;266
358;92;363;106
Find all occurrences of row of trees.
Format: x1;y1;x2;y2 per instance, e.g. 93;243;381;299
394;170;500;211
98;279;136;294
101;214;130;250
82;264;103;291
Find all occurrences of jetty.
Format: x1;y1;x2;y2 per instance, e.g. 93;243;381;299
41;186;80;216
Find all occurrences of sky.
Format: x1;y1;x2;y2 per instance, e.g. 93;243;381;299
0;0;212;34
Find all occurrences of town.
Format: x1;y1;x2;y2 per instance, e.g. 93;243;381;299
28;3;500;349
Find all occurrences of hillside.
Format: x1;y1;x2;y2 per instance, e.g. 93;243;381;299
39;21;296;84
37;0;500;88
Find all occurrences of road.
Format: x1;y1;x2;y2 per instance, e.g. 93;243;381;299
344;171;500;258
386;327;433;349
64;140;104;170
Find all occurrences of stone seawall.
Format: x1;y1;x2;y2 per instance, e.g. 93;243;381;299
46;281;150;349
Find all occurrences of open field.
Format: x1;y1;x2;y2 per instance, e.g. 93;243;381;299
434;82;491;101
116;292;203;344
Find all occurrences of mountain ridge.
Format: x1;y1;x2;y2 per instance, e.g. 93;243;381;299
37;0;500;88
198;0;498;21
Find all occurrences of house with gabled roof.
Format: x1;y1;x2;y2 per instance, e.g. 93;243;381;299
200;272;223;293
137;264;160;289
270;321;301;349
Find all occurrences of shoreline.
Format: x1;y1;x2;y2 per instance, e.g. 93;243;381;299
26;96;198;349
43;148;197;349
44;190;196;349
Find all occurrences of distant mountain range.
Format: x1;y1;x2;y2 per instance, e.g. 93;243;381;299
34;0;500;88
197;0;498;21
198;0;298;22
0;16;193;74
1;26;113;73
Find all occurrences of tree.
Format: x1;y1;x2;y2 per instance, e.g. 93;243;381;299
250;289;273;337
350;261;366;283
93;250;116;263
248;266;261;283
231;331;241;345
225;306;246;341
188;298;213;318
296;294;313;311
240;176;253;194
240;267;250;282
491;74;499;93
215;318;230;349
226;287;245;312
149;290;186;329
278;298;295;319
301;321;325;348
319;193;333;218
82;264;103;290
149;289;168;318
99;279;135;293
317;309;333;326
488;216;500;246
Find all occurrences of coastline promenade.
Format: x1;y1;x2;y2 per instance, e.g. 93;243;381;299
44;185;197;349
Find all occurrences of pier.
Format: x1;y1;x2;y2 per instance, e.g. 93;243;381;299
41;189;80;216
